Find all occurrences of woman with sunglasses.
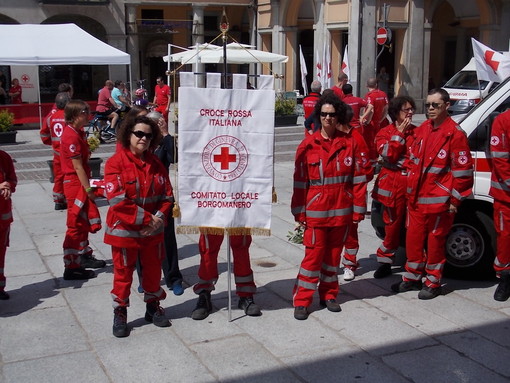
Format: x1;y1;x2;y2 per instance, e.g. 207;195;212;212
60;100;106;281
291;93;370;320
104;116;173;337
371;96;417;279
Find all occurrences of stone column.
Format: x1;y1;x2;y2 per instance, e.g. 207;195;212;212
125;3;140;88
407;0;426;108
348;0;361;95
313;0;325;81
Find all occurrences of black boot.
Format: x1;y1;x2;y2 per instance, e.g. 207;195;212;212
113;307;129;338
145;301;171;327
81;253;106;269
494;273;510;302
191;291;212;320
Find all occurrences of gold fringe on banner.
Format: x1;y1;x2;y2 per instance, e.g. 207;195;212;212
272;186;278;203
175;226;271;236
172;202;181;218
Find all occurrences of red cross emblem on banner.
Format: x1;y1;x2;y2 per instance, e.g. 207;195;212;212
21;74;30;83
214;146;236;169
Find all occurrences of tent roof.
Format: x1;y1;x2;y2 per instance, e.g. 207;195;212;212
0;23;130;65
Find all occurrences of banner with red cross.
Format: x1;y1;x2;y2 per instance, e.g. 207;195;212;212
176;79;275;236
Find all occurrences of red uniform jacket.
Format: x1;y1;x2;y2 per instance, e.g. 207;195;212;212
60;124;91;176
40;109;65;153
372;122;416;207
104;148;173;248
489;109;510;202
407;117;473;213
365;89;388;131
343;95;368;128
0;151;17;227
67;187;102;233
302;92;321;119
291;129;370;227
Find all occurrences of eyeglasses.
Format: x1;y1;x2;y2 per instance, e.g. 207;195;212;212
401;107;415;113
320;112;337;118
131;130;153;140
425;102;444;109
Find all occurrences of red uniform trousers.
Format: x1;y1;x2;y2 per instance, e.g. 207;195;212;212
111;243;166;308
376;195;407;264
493;200;510;276
342;223;359;270
0;225;10;292
62;176;91;269
193;234;256;297
404;207;454;288
293;226;348;307
155;105;169;122
360;124;377;165
52;152;65;204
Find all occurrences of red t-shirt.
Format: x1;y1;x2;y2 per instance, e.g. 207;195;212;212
96;86;113;112
332;85;344;100
60;124;91;176
8;85;22;104
302;92;321;119
154;84;170;107
343;95;368;128
365;89;388;130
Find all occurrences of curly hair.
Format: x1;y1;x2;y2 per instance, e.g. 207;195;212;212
388;96;416;123
118;115;161;151
313;92;352;125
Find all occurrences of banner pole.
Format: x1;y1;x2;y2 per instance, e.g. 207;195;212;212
227;233;232;322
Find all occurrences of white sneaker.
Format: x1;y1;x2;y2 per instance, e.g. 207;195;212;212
343;268;355;281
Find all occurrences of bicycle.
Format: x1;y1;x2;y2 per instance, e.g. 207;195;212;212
85;111;116;143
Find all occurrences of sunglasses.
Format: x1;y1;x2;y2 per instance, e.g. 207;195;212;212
425;102;444;109
131;130;153;140
320;112;337;118
401;107;415;113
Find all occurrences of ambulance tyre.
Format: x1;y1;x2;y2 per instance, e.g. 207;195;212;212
444;209;496;280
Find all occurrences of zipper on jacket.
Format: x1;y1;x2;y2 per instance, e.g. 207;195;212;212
434;180;451;194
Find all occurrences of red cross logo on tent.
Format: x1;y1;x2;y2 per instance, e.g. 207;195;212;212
214;147;236;170
21;74;30;83
484;50;500;73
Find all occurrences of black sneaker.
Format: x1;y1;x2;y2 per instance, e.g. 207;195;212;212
145;301;171;327
0;290;10;300
238;296;262;316
63;267;96;280
81;253;106;269
191;291;212;320
54;202;67;211
113;306;129;338
418;285;442;300
494;273;510;302
374;263;392;279
391;280;422;293
319;299;342;312
294;306;309;320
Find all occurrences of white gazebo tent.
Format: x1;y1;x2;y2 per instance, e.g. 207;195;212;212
0;23;131;123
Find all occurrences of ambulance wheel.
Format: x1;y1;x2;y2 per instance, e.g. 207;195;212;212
444;209;496;280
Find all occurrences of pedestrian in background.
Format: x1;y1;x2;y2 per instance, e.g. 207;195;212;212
153;76;171;122
392;89;473;299
0;150;17;300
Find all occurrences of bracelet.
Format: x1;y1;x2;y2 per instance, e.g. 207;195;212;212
85;187;93;192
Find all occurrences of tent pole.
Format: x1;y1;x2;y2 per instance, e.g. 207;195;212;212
37;68;42;129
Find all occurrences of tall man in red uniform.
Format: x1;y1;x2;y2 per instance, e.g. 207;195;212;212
365;78;389;163
153;76;171;122
488;108;510;301
392;89;473;300
40;92;70;210
331;73;348;100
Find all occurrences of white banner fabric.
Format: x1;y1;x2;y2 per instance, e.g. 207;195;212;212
176;86;275;235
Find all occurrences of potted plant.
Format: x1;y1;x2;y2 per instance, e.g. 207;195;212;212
274;95;298;126
0;109;17;144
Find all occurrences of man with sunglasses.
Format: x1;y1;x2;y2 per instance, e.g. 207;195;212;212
391;88;473;299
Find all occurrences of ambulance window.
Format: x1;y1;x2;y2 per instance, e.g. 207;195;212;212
468;113;497;151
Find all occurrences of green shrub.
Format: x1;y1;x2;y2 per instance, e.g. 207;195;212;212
275;97;296;116
0;109;14;132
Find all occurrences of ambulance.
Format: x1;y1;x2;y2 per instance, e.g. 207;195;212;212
443;54;510;115
372;76;510;279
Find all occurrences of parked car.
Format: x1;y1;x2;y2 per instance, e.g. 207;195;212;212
443;54;509;115
372;77;510;279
